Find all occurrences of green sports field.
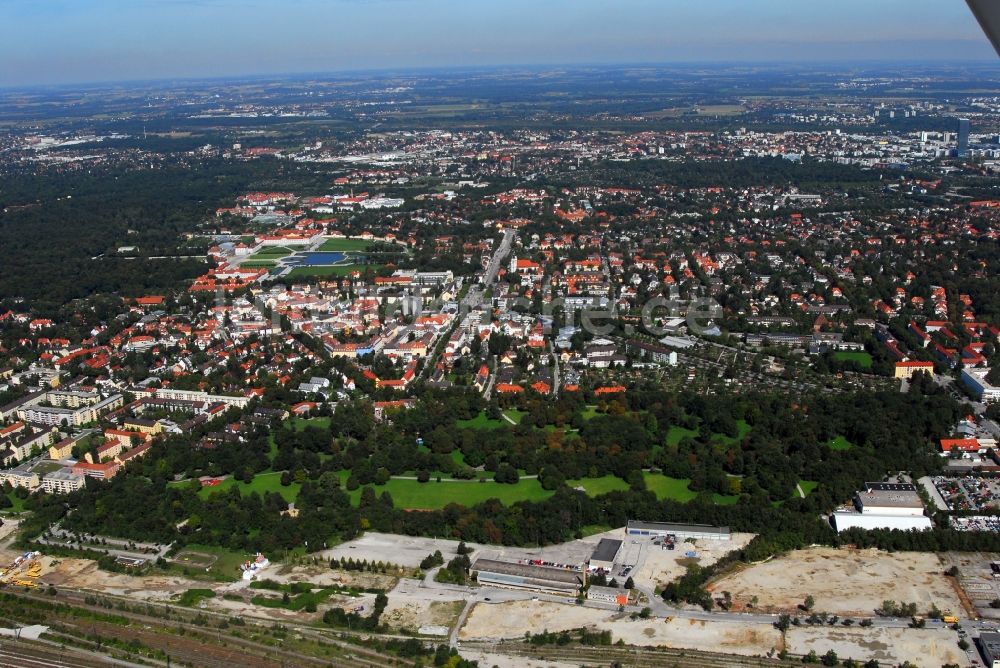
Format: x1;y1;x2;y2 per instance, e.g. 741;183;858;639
833;351;873;369
338;471;554;509
318;238;376;252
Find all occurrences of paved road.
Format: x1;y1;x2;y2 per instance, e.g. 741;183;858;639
483;229;515;286
482;360;497;400
934;374;986;415
550;340;560;398
462;229;515;313
37;526;171;563
917;475;950;511
449;600;474;648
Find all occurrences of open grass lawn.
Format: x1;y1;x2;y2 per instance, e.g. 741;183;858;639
642;473;698;502
290;417;331;431
318;238;377;252
254;246;300;256
642;473;738;505
504;409;527;425
713;419;752;446
581;405;602;421
337;471;553;509
663;421;750;448
172;543;253;581
834;351;873;369
799;480;819;497
580;524;613;537
459;409;563;432
456;411;508;430
3;492;27;514
827;436;854;451
665;425;699;446
568;475;629;496
198;472;301;503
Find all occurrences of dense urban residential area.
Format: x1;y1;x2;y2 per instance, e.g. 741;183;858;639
7;42;1000;668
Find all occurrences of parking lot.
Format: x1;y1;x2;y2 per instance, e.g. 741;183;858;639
951;516;1000;532
933;476;1000;513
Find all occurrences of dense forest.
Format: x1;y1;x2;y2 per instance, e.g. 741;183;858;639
15;381;972;562
0;158;338;308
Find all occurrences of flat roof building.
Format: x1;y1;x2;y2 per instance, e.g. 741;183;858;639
977;631;1000;668
472;558;583;595
589;538;622;572
832;481;932;532
587;585;629;605
855;482;924;516
41;468;85;494
962;368;1000;403
626;520;730;541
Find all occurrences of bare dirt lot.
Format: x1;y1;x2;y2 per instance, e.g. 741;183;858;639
382;598;465;632
269;562;399;591
711;547;962;616
609;617;781;657
786;626;965;667
40;556;195;599
459;650;578;668
318;533;488;569
460;600;781;657
630;532;755;590
459;600;607;640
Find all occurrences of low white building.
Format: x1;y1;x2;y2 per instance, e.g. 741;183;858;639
832;482;932;532
831;512;932;532
587;585;628;605
625;520;730;541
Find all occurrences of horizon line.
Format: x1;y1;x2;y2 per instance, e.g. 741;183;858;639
3;58;1000;92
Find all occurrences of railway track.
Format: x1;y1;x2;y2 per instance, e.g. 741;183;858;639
0;638;138;668
3;587;395;668
462;641;798;668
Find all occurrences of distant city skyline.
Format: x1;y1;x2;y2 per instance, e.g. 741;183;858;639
0;0;996;87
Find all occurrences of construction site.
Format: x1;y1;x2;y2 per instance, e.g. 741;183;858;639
0;550;45;589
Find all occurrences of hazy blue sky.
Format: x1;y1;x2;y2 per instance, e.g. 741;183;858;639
0;0;994;86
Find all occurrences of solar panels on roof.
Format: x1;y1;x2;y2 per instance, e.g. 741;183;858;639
864;482;916;492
